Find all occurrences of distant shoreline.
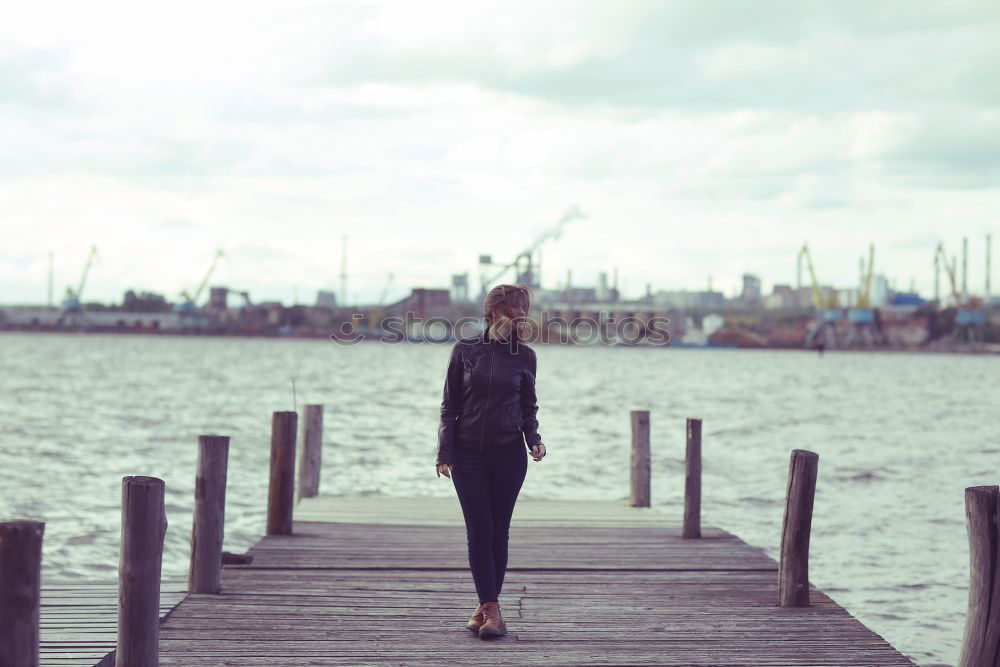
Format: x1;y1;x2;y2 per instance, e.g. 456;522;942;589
3;326;998;355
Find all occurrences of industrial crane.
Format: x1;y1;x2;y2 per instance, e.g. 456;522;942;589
176;250;225;315
478;206;584;298
798;244;841;311
933;243;961;307
936;242;986;340
59;245;98;324
845;243;882;347
798;243;842;348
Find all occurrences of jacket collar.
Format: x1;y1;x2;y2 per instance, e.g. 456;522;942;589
483;322;520;354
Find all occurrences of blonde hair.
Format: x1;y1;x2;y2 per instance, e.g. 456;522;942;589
483;284;531;341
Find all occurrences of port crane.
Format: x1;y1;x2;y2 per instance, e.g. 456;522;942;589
936;242;986;341
933;242;961;307
845;243;882;347
798;244;842;348
176;249;225;316
478;206;584;299
58;245;98;326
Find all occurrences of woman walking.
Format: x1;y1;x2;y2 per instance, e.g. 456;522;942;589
435;283;546;639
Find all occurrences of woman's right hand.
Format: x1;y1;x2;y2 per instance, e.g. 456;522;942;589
436;463;453;478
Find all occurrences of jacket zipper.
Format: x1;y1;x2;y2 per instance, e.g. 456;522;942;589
477;341;496;451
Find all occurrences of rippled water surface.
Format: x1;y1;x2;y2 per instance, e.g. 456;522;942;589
1;332;997;665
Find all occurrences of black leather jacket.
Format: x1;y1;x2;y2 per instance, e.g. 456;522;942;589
436;329;542;464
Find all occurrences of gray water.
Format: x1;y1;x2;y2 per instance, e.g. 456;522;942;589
1;332;996;665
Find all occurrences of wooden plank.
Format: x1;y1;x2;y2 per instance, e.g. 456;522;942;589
45;496;913;666
38;578;185;667
148;496;912;665
228;520;777;572
294;495;680;525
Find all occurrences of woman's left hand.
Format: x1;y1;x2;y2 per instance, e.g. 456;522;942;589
531;443;546;462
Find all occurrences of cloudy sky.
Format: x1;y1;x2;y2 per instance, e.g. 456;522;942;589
1;0;998;306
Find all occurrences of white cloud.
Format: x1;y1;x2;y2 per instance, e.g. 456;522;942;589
0;0;998;305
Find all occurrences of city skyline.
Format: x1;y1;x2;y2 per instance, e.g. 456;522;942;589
3;236;989;309
2;1;998;305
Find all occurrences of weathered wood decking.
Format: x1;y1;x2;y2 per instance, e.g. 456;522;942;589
38;578;186;666
149;496;913;666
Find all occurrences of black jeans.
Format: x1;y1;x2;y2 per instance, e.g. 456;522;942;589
451;443;528;603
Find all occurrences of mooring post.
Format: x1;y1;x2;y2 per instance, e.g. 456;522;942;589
189;435;230;594
0;520;44;667
958;485;1000;666
683;418;702;539
267;411;298;535
116;476;167;667
297;404;324;501
630;410;651;508
778;449;819;607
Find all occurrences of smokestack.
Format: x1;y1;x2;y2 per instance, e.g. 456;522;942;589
612;267;618;290
566;269;572;289
962;237;968;300
796;252;802;290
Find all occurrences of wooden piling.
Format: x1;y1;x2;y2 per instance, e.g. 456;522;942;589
630;410;651;508
297;404;324;501
116;476;167;667
0;520;44;667
778;449;819;607
683;418;702;539
958;485;1000;667
981;489;1000;666
189;435;230;594
267;411;298;535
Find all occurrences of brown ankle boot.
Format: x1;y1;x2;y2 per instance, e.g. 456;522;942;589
478;601;507;638
465;603;484;632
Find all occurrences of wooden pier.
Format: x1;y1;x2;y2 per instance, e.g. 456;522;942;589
10;408;922;666
151;495;911;666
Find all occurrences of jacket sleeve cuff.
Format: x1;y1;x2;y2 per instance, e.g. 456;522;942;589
436;443;454;465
